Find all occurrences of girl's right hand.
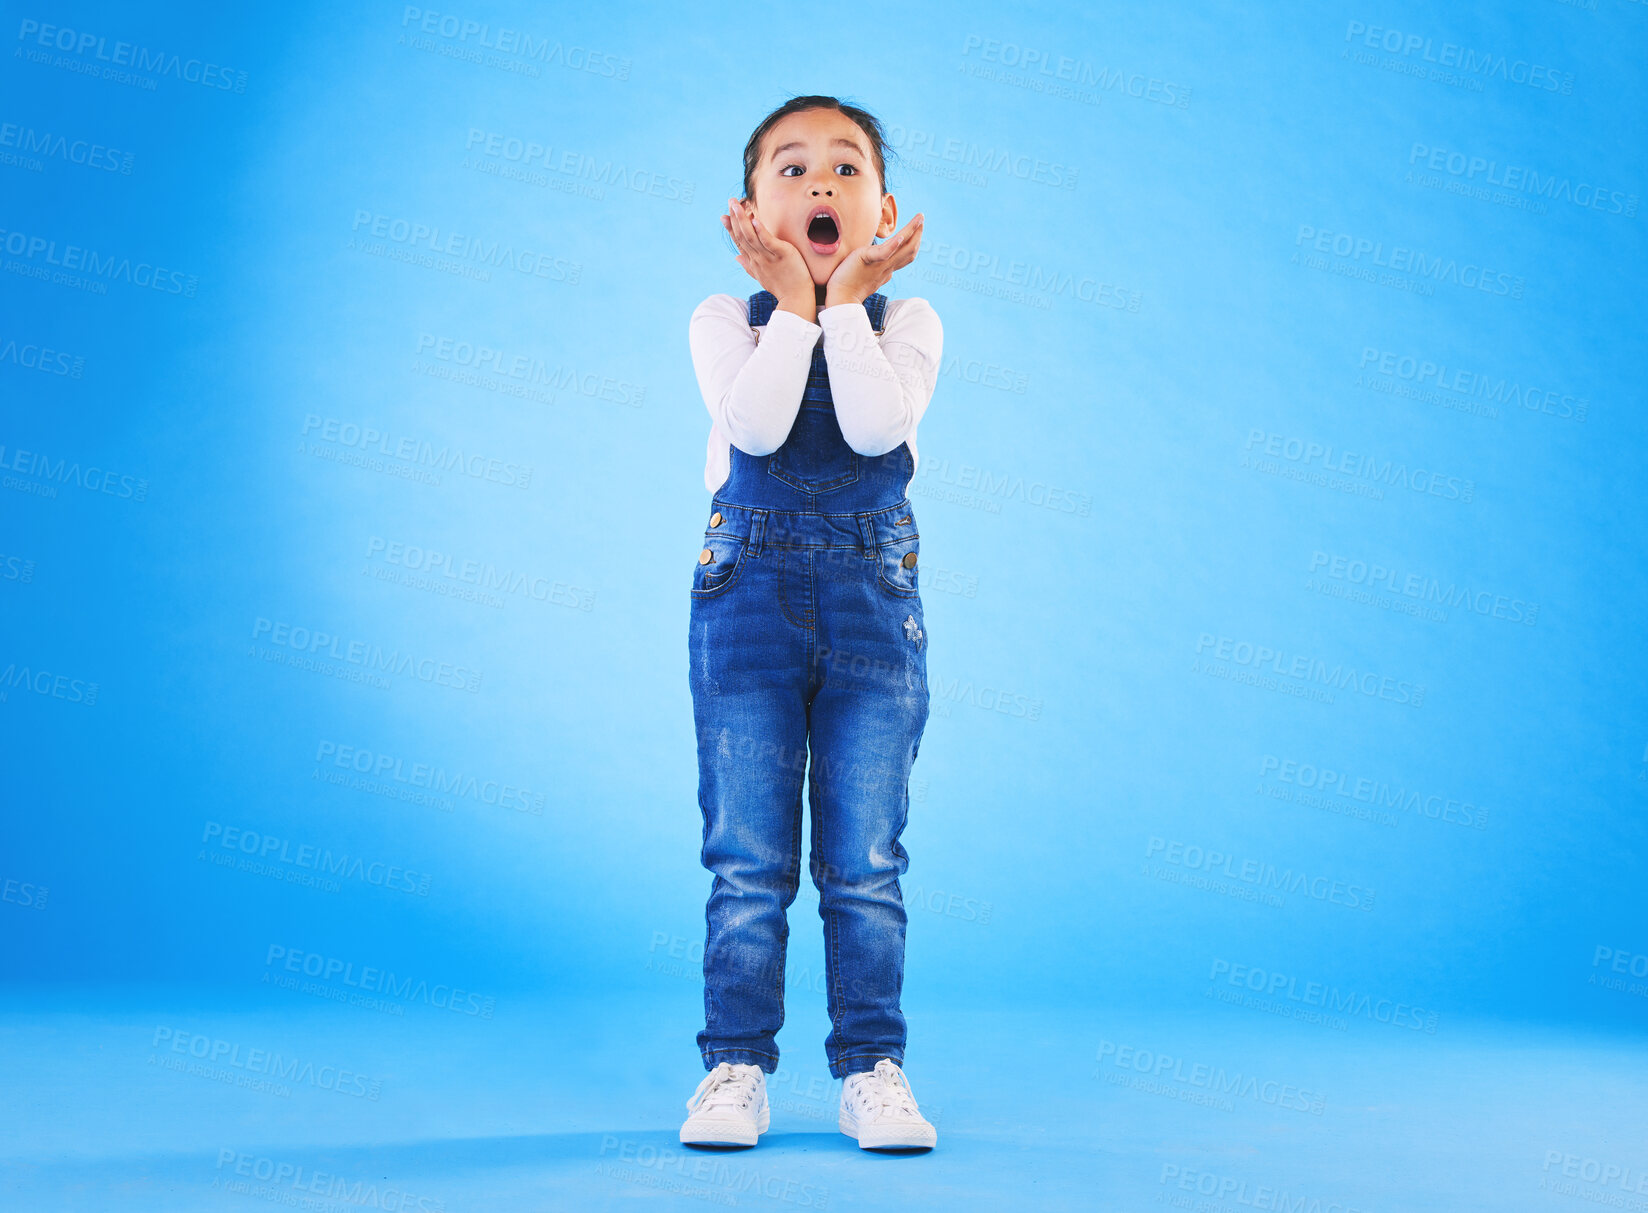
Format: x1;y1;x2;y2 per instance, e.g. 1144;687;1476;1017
722;198;814;311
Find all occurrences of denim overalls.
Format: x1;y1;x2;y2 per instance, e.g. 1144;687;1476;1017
688;289;930;1080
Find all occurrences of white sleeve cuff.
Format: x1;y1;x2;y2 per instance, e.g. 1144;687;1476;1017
760;306;823;345
817;302;871;330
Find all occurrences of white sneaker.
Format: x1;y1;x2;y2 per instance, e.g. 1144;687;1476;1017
680;1062;769;1146
838;1058;937;1149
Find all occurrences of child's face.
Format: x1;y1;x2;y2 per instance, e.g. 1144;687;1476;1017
746;108;897;286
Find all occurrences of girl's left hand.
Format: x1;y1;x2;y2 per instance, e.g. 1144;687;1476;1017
823;213;924;308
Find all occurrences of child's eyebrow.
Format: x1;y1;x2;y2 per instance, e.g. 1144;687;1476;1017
768;136;867;163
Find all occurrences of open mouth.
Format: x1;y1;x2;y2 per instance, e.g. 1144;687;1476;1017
806;206;841;253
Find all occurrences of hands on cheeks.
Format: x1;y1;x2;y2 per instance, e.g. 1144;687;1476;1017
721;199;925;318
823;214;923;308
722;198;814;310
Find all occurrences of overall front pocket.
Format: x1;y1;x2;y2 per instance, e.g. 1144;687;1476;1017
766;405;861;495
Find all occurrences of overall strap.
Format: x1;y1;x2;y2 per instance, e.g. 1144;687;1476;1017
747;289;778;330
864;291;889;334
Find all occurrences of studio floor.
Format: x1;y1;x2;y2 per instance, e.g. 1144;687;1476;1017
1;984;1642;1212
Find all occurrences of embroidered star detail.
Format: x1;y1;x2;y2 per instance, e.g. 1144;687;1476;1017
903;615;923;645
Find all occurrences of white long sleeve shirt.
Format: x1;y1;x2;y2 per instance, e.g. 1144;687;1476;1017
689;293;943;494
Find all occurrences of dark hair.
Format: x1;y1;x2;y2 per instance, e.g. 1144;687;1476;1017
740;94;896;203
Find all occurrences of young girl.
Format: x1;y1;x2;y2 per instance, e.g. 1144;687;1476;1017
680;96;943;1152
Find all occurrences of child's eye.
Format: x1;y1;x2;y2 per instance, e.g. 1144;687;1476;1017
778;162;859;177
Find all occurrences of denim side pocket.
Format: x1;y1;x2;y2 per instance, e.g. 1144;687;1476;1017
875;533;920;598
691;534;749;600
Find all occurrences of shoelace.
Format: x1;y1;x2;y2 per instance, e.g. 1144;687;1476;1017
849;1058;923;1120
685;1062;762;1115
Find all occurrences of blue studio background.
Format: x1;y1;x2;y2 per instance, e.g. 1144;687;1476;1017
3;1;1646;1210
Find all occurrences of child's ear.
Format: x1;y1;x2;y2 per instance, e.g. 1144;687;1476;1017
876;193;899;238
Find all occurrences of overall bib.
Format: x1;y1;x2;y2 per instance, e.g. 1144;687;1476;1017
688;289;930;1079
